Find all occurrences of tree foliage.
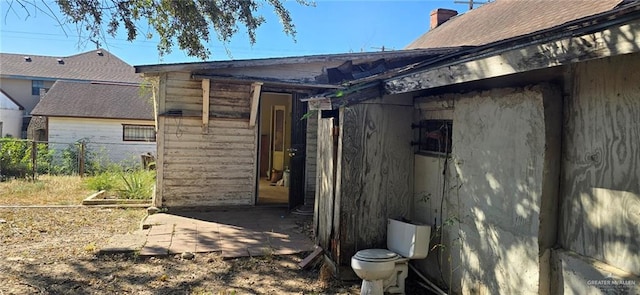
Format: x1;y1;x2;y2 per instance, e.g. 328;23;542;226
9;0;311;59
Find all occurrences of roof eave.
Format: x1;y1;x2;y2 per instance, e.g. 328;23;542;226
134;48;463;74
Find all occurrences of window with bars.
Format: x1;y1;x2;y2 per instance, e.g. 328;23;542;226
416;120;452;154
123;125;156;142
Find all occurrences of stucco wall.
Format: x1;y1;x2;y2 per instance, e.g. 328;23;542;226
413;85;561;294
48;117;156;165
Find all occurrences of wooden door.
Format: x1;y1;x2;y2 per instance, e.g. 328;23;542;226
288;93;307;210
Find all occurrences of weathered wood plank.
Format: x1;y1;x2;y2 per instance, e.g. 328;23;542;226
164;164;254;173
559;53;640;275
163;156;253;165
202;79;210;133
164;134;254;143
164;147;254;156
153;114;167;208
210;91;250;100
163;117;250;129
164;141;254;150
249;82;263;127
386;20;640;94
210;97;251;107
315;117;335;254
166;87;202;98
164;178;254;186
338;101;413;265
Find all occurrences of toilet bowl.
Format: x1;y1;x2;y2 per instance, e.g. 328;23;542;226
351;219;431;295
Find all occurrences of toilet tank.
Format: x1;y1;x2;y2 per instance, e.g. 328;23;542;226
387;218;431;259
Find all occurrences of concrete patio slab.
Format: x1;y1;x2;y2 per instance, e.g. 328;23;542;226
101;207;314;259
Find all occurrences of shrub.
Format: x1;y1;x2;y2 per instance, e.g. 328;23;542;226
117;170;155;199
0;137;53;179
85;172;118;192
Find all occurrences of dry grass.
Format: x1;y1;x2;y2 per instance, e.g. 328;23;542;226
0;175;92;205
0;207;363;295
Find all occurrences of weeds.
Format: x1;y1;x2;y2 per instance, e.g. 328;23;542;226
84;170;155;200
118;170;155;200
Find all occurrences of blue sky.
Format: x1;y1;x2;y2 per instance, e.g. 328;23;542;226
0;1;470;66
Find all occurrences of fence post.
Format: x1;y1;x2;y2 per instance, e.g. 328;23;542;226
79;141;85;177
31;140;37;181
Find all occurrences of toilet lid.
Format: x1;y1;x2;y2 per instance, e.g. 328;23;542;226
354;249;399;262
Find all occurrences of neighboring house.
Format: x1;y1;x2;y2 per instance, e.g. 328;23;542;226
30;81;155;164
0;89;24;137
133;49;458;209
0;49;140;138
308;0;640;294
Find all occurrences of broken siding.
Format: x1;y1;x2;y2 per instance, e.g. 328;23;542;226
160;72;256;207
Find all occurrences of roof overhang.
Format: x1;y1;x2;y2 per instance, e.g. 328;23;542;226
133;48;460;74
385;2;640;94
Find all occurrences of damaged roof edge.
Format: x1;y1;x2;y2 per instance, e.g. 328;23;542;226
384;1;640;91
304;1;640;107
133;48;462;74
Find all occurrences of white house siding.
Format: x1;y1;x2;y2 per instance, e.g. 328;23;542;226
157;71;256;207
0;91;23;137
47;117;156;164
413;85;562;294
0;109;23;138
559;54;640;279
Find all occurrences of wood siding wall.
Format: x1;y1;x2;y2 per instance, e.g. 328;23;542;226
159;72;256;207
560;54;640;275
305;113;318;201
335;99;414;265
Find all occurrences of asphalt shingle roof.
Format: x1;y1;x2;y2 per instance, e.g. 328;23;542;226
0;49;141;83
406;0;624;49
31;81;153;120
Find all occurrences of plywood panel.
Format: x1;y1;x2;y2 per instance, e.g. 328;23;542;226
337;100;414;265
560;54;640;275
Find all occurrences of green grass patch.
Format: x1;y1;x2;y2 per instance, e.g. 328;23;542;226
84;170;155;200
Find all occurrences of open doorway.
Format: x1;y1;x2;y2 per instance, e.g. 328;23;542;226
257;93;292;205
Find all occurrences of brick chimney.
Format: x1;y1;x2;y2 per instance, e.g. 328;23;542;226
430;9;458;29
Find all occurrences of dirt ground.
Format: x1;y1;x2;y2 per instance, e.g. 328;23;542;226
0;207;364;295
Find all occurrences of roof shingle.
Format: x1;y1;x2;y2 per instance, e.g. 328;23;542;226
406;0;624;49
31;81;153;120
0;49;141;83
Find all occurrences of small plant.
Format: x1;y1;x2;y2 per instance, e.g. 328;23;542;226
84;242;97;252
85;172;118;192
117;170;155;199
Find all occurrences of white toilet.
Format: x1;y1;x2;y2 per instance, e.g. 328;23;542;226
351;218;431;295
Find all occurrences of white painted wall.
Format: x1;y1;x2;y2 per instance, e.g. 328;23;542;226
48;117;156;165
1;85;25;137
0;109;23;138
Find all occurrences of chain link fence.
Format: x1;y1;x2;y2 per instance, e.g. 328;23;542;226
0;137;155;181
